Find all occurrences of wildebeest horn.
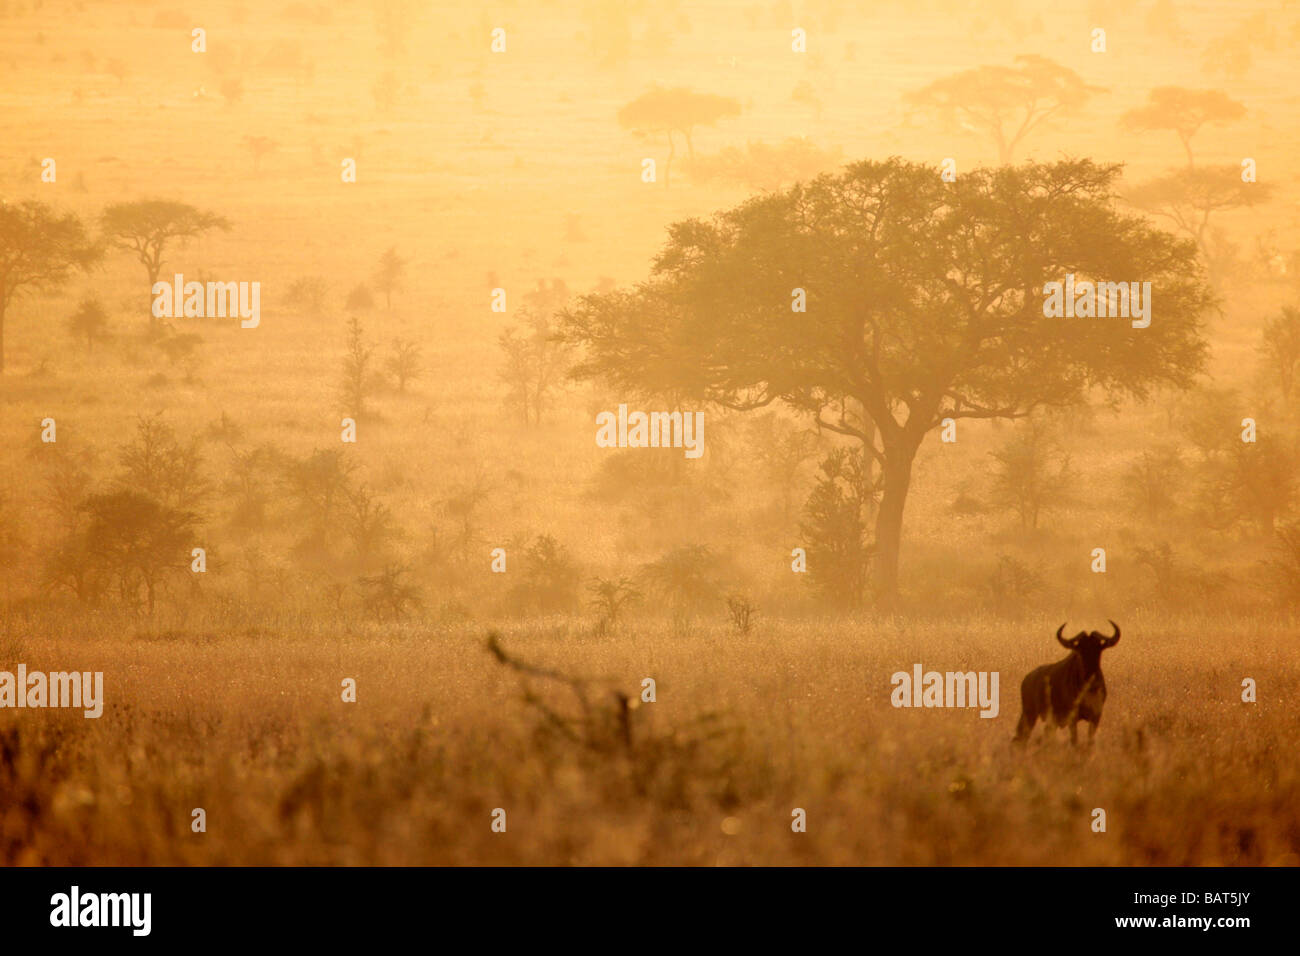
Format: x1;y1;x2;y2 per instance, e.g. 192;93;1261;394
1055;623;1073;649
1102;619;1121;647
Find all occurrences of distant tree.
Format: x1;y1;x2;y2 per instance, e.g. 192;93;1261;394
1119;87;1246;167
725;594;757;634
38;444;98;536
617;86;741;186
799;448;876;607
559;158;1213;606
360;564;421;621
283;448;357;535
219;77;244;107
385;337;422;393
1202;12;1271;80
371;246;406;311
0;495;24;594
989;418;1073;530
1258;306;1300;402
498;307;571;425
1263;522;1300;607
689;137;844;191
749;413;822;520
0;201;98;372
243;135;278;171
117;413;209;510
639;544;721;628
1179;388;1295;535
372;0;413;57
284;275;329;315
442;478;490;567
522;277;570;316
587;576;641;633
510;535;581;614
222;442;282;531
1215;437;1296;536
157;332;204;381
986;555;1044;617
344;283;374;311
67;296;109;353
78;490;198;614
345;484;397;570
106;58;127;83
1123;444;1185;523
101;200;230;335
904;55;1105;164
339;316;376;418
1123;166;1272;285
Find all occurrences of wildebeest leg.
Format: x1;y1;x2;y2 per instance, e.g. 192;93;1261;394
1087;718;1099;745
1014;712;1035;743
1069;720;1079;745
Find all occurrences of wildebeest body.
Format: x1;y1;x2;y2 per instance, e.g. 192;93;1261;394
1014;621;1119;745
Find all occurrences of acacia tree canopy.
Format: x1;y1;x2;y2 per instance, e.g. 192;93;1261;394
905;55;1105;164
0;201;99;373
1120;87;1246;166
101;199;230;332
559;157;1214;605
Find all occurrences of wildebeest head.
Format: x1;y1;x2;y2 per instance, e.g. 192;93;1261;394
1055;620;1120;674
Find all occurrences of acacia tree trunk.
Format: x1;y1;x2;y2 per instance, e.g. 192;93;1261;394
872;434;923;609
147;264;161;336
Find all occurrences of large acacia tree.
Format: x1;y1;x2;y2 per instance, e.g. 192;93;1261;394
558;158;1214;606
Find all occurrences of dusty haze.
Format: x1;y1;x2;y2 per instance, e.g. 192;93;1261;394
1;0;1298;865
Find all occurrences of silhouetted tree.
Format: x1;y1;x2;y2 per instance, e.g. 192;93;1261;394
0;201;98;372
618;87;741;186
386;337;422;393
1120;87;1245;167
905;55;1104;164
243;136;278;171
284;275;329;315
1123;166;1271;285
344;283;374;311
799;448;875;607
283;448;357;537
639;544;720;628
67;296;109;352
989;418;1073;530
559;158;1213;606
360;564;421;621
689;137;844;191
78;490;198;614
587;576;641;633
339;316;376;418
117;413;209;510
1258;306;1300;402
498;308;570;425
1124;445;1185;524
371;246;405;311
509;535;580;614
101;200;230;335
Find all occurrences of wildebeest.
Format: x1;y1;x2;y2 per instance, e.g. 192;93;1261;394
1014;621;1120;745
